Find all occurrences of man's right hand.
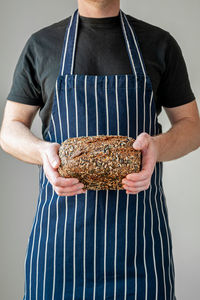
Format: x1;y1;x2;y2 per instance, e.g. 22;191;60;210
41;142;86;196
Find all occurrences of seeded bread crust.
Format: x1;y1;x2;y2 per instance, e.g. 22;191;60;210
58;135;141;190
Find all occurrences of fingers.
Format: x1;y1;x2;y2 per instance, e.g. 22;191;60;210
132;132;150;151
46;142;61;168
43;153;73;186
122;178;150;188
42;152;86;196
122;132;158;194
122;178;150;194
53;183;86;196
126;169;151;182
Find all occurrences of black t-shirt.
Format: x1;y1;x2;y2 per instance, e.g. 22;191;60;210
7;12;195;138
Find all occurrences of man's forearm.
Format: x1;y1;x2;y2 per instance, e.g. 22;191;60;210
153;117;200;162
0;116;84;196
0;120;50;165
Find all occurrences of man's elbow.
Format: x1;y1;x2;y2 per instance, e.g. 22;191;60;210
0;127;9;153
191;118;200;151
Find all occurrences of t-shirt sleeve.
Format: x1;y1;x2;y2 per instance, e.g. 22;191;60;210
157;33;195;108
7;35;43;106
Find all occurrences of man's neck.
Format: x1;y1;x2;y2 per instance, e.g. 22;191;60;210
77;0;120;18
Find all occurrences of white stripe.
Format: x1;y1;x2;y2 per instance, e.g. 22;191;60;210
105;76;109;135
124;194;129;300
93;191;98;300
134;195;138;300
35;182;49;300
93;76;99;299
114;190;119;300
29;170;45;300
148;178;158;299
70;12;79;75
149;92;153;136
143;191;148;300
61;12;75;76
154;165;166;299
95;76;99;135
148;98;158;299
55;80;63;142
103;78;110;300
83;75;88;300
123;13;146;77
72;72;79;299
154;110;166;299
158;162;173;299
72;195;77;300
142;73;147;300
117;73;130;299
83;192;87;300
125;75;129;138
143;76;146;133
42;189;55;300
119;11;137;78
51;116;57;143
24;167;43;299
135;78;138;137
115;75;119;135
52;195;60;300
62;196;68;300
84;76;88;137
48;131;52;141
103;190;109;300
74;74;78;138
171;255;175;299
114;75;120;300
65;75;70;139
153;112;166;299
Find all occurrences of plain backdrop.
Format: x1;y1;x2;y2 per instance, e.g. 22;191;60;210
0;0;200;299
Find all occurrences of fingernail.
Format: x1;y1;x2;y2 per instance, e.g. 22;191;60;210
78;184;84;189
52;160;58;168
134;142;140;149
72;179;79;184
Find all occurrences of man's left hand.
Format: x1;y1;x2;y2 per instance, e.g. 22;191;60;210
122;133;158;194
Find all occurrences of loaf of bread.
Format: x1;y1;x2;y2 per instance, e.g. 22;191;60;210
58;135;141;190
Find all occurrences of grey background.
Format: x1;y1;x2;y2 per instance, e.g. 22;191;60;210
0;0;199;299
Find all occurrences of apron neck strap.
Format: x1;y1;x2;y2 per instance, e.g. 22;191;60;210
59;8;146;76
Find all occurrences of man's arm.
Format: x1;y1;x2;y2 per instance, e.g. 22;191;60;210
0;100;85;196
122;100;200;194
0;100;46;165
153;100;200;161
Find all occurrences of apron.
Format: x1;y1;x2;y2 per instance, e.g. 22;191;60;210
23;8;176;300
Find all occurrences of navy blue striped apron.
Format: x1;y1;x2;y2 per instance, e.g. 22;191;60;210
23;8;176;300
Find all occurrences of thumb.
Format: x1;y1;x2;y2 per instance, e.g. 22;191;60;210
46;143;61;169
133;133;150;151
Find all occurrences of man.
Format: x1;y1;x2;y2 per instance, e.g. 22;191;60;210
0;0;200;299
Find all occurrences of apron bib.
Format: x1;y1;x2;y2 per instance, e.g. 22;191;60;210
23;9;176;300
